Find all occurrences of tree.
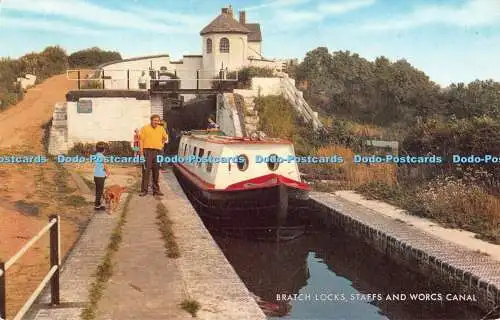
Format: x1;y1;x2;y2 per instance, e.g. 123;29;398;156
68;47;122;68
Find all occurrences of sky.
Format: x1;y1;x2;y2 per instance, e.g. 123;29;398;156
0;0;499;86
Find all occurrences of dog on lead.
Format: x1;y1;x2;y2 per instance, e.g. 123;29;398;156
103;185;127;214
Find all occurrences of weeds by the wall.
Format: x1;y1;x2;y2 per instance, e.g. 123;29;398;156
181;298;201;317
156;202;180;258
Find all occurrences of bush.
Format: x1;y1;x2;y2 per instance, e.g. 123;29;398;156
211;66;275;89
234;66;274;88
255;95;296;139
356;175;500;245
68;141;133;157
402;116;500;182
414;175;500;242
68;47;122;68
81;80;103;89
6;92;18;106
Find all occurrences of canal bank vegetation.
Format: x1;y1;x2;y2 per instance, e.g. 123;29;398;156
156;202;180;258
0;46;122;110
180;298;201;317
256;47;500;245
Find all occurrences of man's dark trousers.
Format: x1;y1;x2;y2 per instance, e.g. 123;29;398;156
141;148;161;194
94;176;106;206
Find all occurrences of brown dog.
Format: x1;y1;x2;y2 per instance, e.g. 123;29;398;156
103;185;127;214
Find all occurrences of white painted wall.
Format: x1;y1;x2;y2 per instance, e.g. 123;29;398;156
17;74;36;91
101;56;171;90
67;98;151;145
202;34;248;77
247;42;262;58
176;56;203;89
251;77;282;96
247;59;285;72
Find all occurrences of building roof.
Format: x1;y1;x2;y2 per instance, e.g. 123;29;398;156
245;23;261;42
200;12;250;35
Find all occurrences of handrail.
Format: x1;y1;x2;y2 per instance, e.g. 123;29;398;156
0;215;60;320
4;219;56;271
280;75;326;132
13;266;58;320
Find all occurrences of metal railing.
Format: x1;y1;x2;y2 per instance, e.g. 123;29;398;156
66;68;239;91
0;215;60;320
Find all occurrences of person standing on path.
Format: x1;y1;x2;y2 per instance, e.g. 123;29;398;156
139;114;168;196
93;141;110;210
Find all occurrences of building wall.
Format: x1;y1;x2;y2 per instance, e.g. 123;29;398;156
67;98;151;145
176;56;204;89
202;34;248;77
101;56;209;90
247;42;262;58
250;77;282;96
101;56;171;90
247;59;285;72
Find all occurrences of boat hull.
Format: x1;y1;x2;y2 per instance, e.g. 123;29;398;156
173;166;311;241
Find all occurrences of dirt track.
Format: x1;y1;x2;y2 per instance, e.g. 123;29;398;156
0;74;85;318
0;74;76;151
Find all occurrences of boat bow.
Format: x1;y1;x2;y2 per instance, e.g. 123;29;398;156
225;173;311;191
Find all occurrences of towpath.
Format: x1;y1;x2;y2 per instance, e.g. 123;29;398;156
25;169;265;319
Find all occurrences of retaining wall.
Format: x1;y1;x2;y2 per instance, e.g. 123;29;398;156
310;192;500;314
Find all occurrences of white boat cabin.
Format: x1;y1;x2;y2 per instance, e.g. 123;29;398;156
177;132;302;189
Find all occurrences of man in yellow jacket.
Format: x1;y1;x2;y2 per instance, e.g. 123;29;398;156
139;114;168;196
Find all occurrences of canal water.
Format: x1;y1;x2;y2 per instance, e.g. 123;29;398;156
212;229;486;320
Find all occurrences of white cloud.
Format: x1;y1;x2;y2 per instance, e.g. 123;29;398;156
0;0;198;34
0;16;101;35
244;0;312;11
317;0;375;14
362;0;500;31
270;0;376;28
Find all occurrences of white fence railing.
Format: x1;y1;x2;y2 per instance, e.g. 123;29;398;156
279;73;325;132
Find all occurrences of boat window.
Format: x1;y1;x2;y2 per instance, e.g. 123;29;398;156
237;154;249;171
192;147;197;165
183;143;187;156
197;148;204;167
267;153;280;171
206;151;213;172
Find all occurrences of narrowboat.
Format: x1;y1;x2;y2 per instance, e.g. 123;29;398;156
173;130;312;241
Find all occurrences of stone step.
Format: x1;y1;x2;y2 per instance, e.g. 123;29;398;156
245;124;257;133
234;89;257;98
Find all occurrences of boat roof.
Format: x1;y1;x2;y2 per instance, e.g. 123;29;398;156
181;130;292;145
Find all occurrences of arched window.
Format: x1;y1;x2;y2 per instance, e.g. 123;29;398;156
206;38;212;54
220;37;229;53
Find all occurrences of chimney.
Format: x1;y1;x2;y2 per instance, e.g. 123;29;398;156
239;11;246;24
221;7;228;14
228;5;233;17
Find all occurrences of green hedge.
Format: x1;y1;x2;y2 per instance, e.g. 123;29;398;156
68;141;134;157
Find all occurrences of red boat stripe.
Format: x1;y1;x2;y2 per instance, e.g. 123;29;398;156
175;165;311;192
